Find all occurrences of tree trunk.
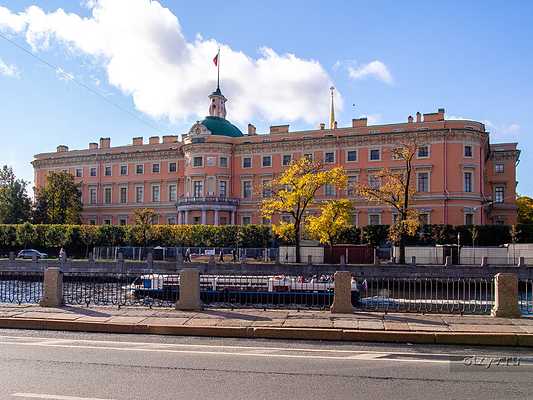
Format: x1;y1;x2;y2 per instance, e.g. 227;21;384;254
295;222;301;263
399;233;406;264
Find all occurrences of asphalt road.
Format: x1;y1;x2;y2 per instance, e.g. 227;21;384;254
0;329;532;400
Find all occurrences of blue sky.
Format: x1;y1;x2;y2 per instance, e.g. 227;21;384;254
0;0;531;194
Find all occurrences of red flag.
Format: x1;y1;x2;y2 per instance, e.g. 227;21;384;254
213;53;219;67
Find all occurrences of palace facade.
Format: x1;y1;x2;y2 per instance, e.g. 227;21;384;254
32;86;520;226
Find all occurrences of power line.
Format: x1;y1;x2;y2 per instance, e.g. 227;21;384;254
0;31;168;133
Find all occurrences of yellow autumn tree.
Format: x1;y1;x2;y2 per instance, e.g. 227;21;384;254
261;157;347;262
357;136;422;264
306;199;353;248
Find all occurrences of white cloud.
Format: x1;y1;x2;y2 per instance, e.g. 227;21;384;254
348;60;393;84
448;116;521;141
0;1;339;125
0;58;20;78
55;67;74;82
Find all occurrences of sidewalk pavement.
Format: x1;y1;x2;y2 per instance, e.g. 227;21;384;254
0;304;532;347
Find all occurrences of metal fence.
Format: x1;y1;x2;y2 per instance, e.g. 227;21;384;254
93;246;278;263
63;272;179;308
357;277;494;314
199;274;346;310
0;271;43;304
519;279;533;315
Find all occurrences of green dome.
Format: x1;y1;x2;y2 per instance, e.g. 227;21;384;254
201;116;243;138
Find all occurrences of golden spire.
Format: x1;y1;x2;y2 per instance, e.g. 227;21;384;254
330;86;335;129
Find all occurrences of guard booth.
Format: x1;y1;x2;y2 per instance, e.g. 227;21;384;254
438;244;460;265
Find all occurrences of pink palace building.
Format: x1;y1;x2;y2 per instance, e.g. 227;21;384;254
32;85;520;227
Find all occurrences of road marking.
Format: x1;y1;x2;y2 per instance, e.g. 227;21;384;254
12;393;114;400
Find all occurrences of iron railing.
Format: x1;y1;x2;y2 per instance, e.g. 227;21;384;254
176;196;240;207
519;279;533;315
356;277;494;314
199;274;349;310
0;271;43;304
63;272;179;308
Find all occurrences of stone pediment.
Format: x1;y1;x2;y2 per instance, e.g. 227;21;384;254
189;121;212;136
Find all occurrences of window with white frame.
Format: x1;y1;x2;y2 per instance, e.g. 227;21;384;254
242;156;252;168
103;219;111;225
219;157;228;168
119;218;127;226
325;184;335;196
465;213;474;225
282;154;292;166
242;181;252;199
262;180;272;198
304;153;313;161
346;150;357;162
104;187;112;204
90;167;97;177
241;216;252;225
419;213;430;225
168;184;177;202
120;187;127;204
494;186;505;203
417;172;429;192
152;185;160;202
219;180;227;197
104;166;112;176
281;215;291;223
495;163;504;173
369;148;381;161
75;168;82;178
347;176;358;196
136;164;144;174
193;156;203;167
167;216;177;225
89;219;96;225
152;163;160;173
464;171;473;192
120;165;128;176
262;155;272;167
464;145;473;157
417;145;429;158
368;175;380;189
368;214;381;225
168;162;177;173
324;151;335;164
193;181;203;197
89;187;97;205
135;186;144;203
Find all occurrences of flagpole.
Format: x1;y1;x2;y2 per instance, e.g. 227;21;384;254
217;48;220;90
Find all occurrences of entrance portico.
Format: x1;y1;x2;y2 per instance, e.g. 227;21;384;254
176;197;239;225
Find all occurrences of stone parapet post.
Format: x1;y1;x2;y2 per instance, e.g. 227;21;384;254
146;252;153;269
411;256;416;265
373;249;379;266
491;273;521;318
481;257;488;267
330;271;354;314
117;252;124;273
9;252;15;261
518;257;525;267
39;267;64;307
444;256;451;266
308;255;313;265
176;268;202;311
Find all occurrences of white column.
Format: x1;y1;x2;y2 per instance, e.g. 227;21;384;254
184;210;189;225
177;211;182;225
214;210;219;226
201;208;207;225
231;211;235;225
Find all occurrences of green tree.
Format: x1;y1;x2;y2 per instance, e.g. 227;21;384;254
34;171;82;224
517;196;533;224
0;166;32;224
16;222;37;248
132;208;158;247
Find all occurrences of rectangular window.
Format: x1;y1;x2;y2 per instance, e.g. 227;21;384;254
304;153;313;161
75;168;82;178
242;181;252;199
242;157;252;168
347;150;357;162
369;214;381;225
418;146;429;158
119;218;127;226
104;166;112;176
168;184;177;202
369;175;380;189
103;219;111;225
417;172;429;193
282;154;292;166
193;181;203;197
167;216;177;225
120;187;127;204
325;184;335;196
391;147;402;160
193;156;203;167
168;162;177;173
495;163;504;173
193;216;201;225
324;152;335;164
104;187;112;204
135;186;144;203
242;216;251;225
89;219;96;225
464;172;473;192
219;157;228;168
347;176;358;196
495;186;504;203
262;180;272;198
152;185;160;202
370;149;380;161
465;213;474;225
464;145;473;157
219;181;227;197
89;188;97;205
120;165;128;176
152;163;160;173
90;167;97;177
262;155;272;167
136;164;144;174
419;213;430;225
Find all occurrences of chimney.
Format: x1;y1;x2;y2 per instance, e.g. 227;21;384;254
269;124;289;134
149;136;160;145
319;123;325;130
408;115;414;123
352;118;368;128
416;112;422;123
132;137;143;146
247;123;257;135
423;108;446;122
438;108;445;120
99;137;111;149
56;145;69;153
89;142;98;150
162;135;178;144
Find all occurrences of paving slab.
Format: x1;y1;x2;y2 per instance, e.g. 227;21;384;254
333;320;359;330
13;312;81;321
283;318;333;328
358;320;385;330
185;318;223;326
384;321;410;331
408;323;450;332
449;324;525;333
142;317;190;326
106;316;148;324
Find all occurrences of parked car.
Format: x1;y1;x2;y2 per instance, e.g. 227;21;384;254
17;249;48;259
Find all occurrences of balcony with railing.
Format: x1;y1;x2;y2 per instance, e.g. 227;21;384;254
176;196;240;208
